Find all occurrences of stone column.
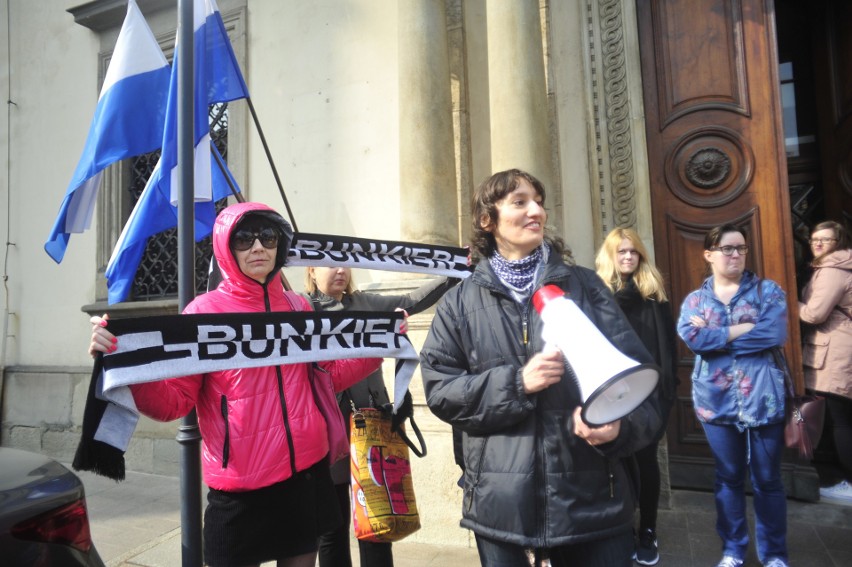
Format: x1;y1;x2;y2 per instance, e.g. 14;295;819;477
399;0;459;246
486;0;552;189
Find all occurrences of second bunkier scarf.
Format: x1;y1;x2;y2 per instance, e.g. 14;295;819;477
288;232;472;278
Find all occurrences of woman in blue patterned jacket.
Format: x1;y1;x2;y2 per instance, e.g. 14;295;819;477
676;224;789;567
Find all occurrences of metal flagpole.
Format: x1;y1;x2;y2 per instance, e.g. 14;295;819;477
210;144;292;291
176;0;203;565
245;98;299;232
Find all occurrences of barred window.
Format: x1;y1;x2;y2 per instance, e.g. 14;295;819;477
128;103;231;300
77;1;248;308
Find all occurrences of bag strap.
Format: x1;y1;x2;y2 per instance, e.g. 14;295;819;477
769;347;796;399
396;413;427;458
354;400;428;458
756;277;797;398
387;390;427;457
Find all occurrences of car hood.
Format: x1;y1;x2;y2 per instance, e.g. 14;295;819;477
0;447;85;526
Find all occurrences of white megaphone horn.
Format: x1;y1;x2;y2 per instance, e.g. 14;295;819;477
532;284;659;426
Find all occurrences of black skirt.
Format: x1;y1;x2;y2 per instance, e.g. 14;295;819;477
203;459;341;566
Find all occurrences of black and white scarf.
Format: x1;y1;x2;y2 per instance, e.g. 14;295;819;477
74;309;417;480
489;245;544;292
288;233;472;278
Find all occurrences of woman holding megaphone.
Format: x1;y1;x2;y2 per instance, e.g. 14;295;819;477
420;169;662;567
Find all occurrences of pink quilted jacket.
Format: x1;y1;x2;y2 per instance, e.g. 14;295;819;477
130;202;381;491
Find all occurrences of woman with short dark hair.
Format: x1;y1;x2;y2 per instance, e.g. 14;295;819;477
677;224;789;567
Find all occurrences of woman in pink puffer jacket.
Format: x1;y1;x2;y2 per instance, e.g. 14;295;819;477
89;202;381;567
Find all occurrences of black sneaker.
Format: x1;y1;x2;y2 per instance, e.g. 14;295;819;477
634;528;659;566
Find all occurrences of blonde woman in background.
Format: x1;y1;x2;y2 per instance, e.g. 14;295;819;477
596;228;678;566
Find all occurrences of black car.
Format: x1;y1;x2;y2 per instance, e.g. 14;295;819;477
0;447;105;566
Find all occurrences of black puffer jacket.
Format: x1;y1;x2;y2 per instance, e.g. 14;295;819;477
420;253;661;547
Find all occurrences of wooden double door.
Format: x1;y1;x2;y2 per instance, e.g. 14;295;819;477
636;0;852;489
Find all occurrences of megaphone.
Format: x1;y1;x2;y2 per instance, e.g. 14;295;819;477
532;284;659;426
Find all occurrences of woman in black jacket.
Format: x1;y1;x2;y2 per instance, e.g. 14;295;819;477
420;169;662;567
596;227;678;566
307;266;457;567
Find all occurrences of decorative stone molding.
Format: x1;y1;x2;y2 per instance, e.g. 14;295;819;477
68;0;174;32
587;0;637;231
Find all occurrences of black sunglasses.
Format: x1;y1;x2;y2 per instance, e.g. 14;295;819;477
231;228;279;251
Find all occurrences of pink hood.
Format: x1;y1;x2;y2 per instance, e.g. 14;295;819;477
131;202;380;491
210;201;294;306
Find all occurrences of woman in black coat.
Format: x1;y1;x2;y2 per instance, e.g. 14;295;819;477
596;227;678;566
420;169;662;567
307;267;457;567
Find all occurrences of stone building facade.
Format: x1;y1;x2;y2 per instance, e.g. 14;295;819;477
1;0;678;548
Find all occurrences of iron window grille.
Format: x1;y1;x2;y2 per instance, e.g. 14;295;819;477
128;102;231;300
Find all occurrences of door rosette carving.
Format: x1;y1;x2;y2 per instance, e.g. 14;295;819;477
685;147;730;188
665;127;754;207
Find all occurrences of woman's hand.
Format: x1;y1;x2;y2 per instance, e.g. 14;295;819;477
88;314;117;358
689;315;706;328
573;406;621;446
522;348;563;393
395;308;409;334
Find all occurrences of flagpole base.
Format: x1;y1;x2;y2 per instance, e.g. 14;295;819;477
177;411;203;567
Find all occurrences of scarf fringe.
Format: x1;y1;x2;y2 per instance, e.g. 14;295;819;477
72;355;126;481
72;438;126;481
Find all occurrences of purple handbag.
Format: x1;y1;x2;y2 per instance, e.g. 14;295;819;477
771;347;825;460
310;364;350;464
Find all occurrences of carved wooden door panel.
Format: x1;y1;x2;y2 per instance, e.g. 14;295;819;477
636;0;801;471
813;1;852;227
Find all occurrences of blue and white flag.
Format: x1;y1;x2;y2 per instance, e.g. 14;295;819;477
105;0;249;304
45;0;169;263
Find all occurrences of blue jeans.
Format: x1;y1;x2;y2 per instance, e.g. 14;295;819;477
702;421;788;563
474;531;633;567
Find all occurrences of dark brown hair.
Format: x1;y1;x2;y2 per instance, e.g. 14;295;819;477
703;223;748;250
469;168;568;260
703;224;748;276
